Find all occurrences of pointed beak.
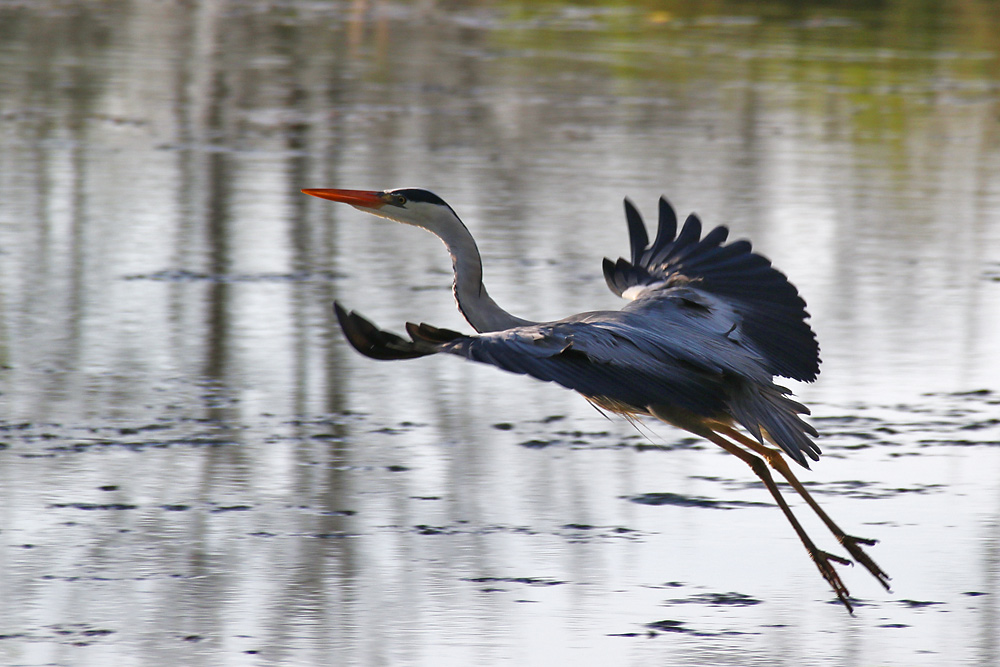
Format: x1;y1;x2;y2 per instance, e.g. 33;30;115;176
301;188;388;209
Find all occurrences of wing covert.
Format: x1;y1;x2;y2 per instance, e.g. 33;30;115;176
438;320;730;417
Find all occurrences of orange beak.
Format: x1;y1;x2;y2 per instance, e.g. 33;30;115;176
301;188;388;208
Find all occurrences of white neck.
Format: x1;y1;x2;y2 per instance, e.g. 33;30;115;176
428;212;534;333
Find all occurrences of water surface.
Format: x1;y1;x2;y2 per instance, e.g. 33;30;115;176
2;1;1000;665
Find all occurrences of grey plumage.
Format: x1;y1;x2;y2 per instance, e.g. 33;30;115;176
335;197;821;467
307;186;888;613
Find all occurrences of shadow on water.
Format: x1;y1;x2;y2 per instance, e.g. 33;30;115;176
2;1;1000;665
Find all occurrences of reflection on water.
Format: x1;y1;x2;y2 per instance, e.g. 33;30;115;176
1;1;999;665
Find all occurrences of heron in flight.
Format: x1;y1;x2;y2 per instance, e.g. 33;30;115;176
302;187;890;612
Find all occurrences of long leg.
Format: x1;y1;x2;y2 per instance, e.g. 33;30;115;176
717;425;891;592
690;426;857;612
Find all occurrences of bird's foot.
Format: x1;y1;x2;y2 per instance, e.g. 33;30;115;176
840;534;892;592
810;549;855;613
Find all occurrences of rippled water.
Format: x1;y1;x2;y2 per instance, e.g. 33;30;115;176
2;1;1000;665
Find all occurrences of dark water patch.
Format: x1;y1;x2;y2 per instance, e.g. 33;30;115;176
824;597;873;608
209;505;253;513
887;450;921;459
396;522;639;543
556;524;643;542
117;423;172;435
161;504;191;511
0;421;34;431
42;436;239;455
959;418;1000;431
370;421;425;435
558;523;641;541
554;429;611;439
80;629;114;637
463;576;567;587
5;625;118;647
519;438;559;449
919;438;1000;448
408;523;536;537
800;480;945;500
963;591;988;597
562;523;640;538
317;509;356;516
492;422;515;430
50;503;138;511
638;619;752;638
879;623;910;628
643;581;687;590
309;433;342;441
627;492;770;509
634;438;707;453
645;619;689;634
664;592;762;607
284;416;353;427
898;599;945;608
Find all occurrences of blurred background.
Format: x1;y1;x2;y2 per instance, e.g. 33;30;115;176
1;1;1000;665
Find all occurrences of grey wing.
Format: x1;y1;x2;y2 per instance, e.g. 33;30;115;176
437;316;732;418
334;302;728;417
441;309;819;467
334;302;820;468
603;197;820;383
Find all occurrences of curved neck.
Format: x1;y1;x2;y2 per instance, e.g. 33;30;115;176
429;214;534;333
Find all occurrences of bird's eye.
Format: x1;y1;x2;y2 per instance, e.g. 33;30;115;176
390;193;407;206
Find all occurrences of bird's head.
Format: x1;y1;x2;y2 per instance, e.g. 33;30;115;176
301;187;459;233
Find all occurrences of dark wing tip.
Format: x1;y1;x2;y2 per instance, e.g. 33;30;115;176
405;321;464;345
603;257;627;296
656;196;678;248
333;302;435;360
623;198;648;264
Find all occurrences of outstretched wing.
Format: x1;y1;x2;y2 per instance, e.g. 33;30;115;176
335;302;728;415
334;302;820;467
603;198;820;383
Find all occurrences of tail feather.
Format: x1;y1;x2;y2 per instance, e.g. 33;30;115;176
728;380;820;468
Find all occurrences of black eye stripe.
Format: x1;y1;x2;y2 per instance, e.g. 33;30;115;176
391;188;448;207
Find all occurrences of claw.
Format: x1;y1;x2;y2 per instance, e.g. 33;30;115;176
840;534;892;591
824;551;853;567
811;549;855;613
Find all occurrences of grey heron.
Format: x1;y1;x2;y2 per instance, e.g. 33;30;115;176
303;186;890;612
